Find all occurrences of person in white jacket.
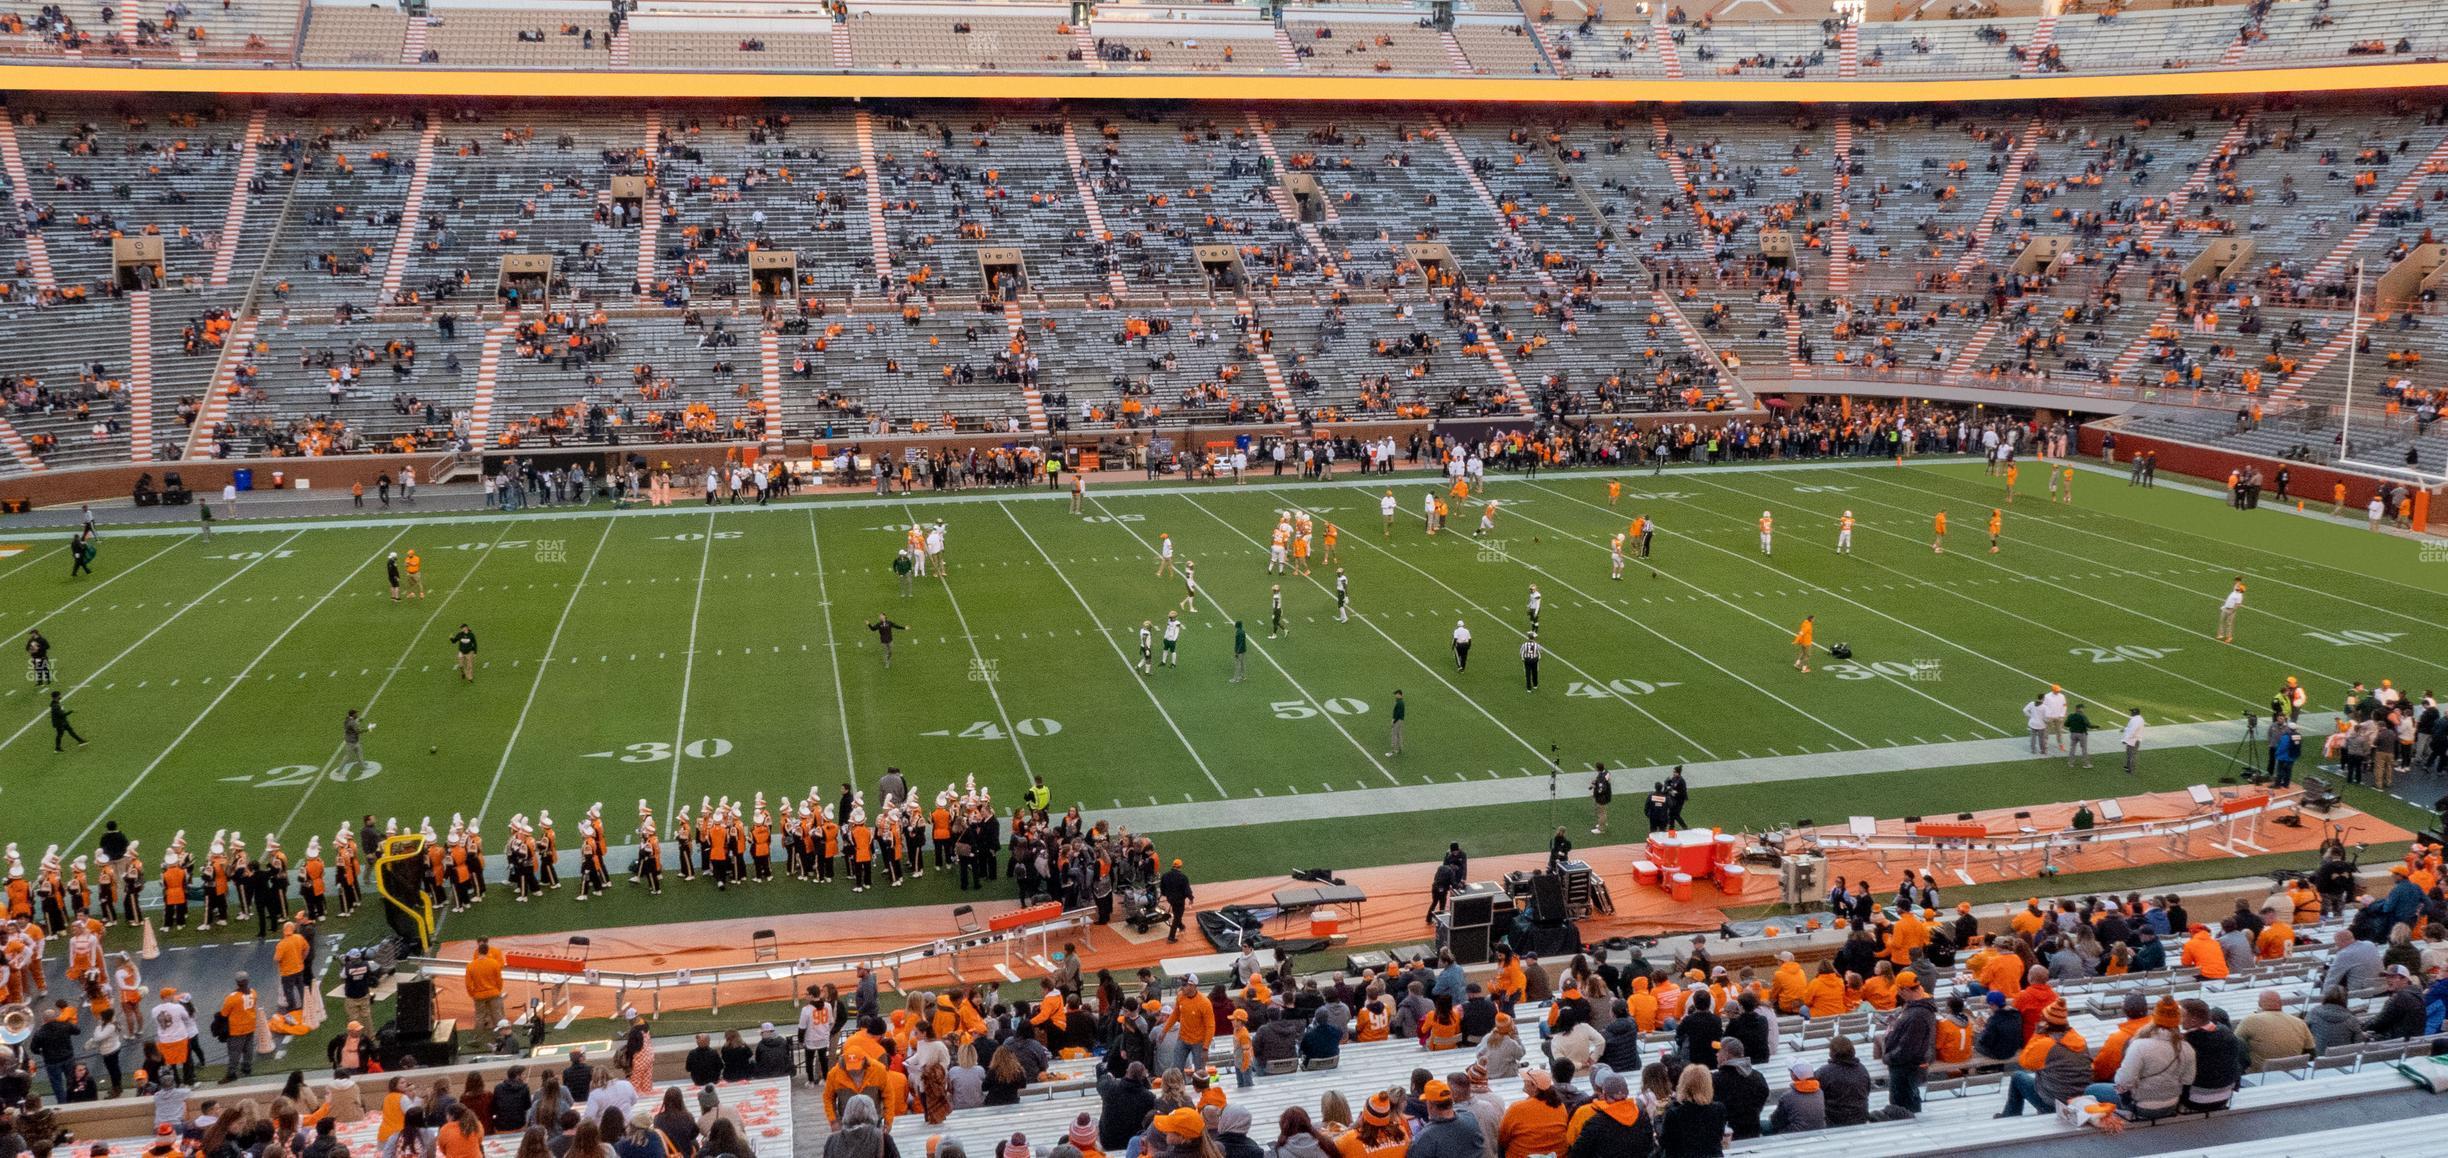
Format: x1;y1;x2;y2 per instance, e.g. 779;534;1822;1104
582;1065;635;1125
2041;686;2069;752
1548;1013;1604;1074
796;991;835;1085
2121;708;2147;774
2106;1006;2194;1116
89;1007;126;1097
1475;1015;1525;1079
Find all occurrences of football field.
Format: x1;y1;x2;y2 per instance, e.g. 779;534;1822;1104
3;457;2442;934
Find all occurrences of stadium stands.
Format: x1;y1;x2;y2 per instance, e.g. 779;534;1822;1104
0;0;2441;84
5;92;2448;477
880;909;2436;1158
4;3;2448;484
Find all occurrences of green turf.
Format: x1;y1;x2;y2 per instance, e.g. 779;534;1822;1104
4;457;2441;948
423;743;2433;941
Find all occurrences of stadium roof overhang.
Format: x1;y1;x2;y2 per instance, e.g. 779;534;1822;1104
4;60;2448;102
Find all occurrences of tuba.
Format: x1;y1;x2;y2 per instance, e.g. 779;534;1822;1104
0;1004;33;1046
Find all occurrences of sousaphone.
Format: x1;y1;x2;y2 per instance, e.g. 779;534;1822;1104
0;1004;33;1046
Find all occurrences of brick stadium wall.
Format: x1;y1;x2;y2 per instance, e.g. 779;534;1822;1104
0;450;462;513
2077;424;2434;513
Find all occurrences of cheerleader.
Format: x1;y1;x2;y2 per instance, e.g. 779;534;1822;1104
113;952;144;1028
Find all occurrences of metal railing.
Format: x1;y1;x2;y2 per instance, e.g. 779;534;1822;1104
404;905;1099;1016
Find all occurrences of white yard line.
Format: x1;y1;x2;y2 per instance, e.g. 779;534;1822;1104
65;527;409;854
277;522;518;840
805;509;857;780
10;533;185;634
2052;459;2448;601
904;503;1033;781
1320;485;1719;761
1178;494;1559;773
0;531;304;756
1089;717;2282;836
1821;470;2408;680
1856;467;2448;677
1515;481;2000;739
0;539;66;586
473;522;617;828
1692;470;2269;712
1449;491;1880;747
666;511;719;822
1088;495;1398;783
998;501;1226;796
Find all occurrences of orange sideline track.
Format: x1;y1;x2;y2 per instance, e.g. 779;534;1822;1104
429;791;2405;1020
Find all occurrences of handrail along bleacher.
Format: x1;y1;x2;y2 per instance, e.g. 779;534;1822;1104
405;904;1099;1015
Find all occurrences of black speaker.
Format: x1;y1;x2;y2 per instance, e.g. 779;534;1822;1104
1450;890;1496;929
1510;919;1582;959
399;1034;457;1068
394;974;434;1039
1530;873;1569;927
1435;915;1491;966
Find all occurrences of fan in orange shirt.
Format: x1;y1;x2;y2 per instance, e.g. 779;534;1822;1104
1792;615;1815;673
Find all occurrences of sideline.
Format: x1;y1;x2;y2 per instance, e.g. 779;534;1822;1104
44;458;1979;540
397;718;2293;884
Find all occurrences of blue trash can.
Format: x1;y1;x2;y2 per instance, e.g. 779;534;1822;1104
232;468;254;492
